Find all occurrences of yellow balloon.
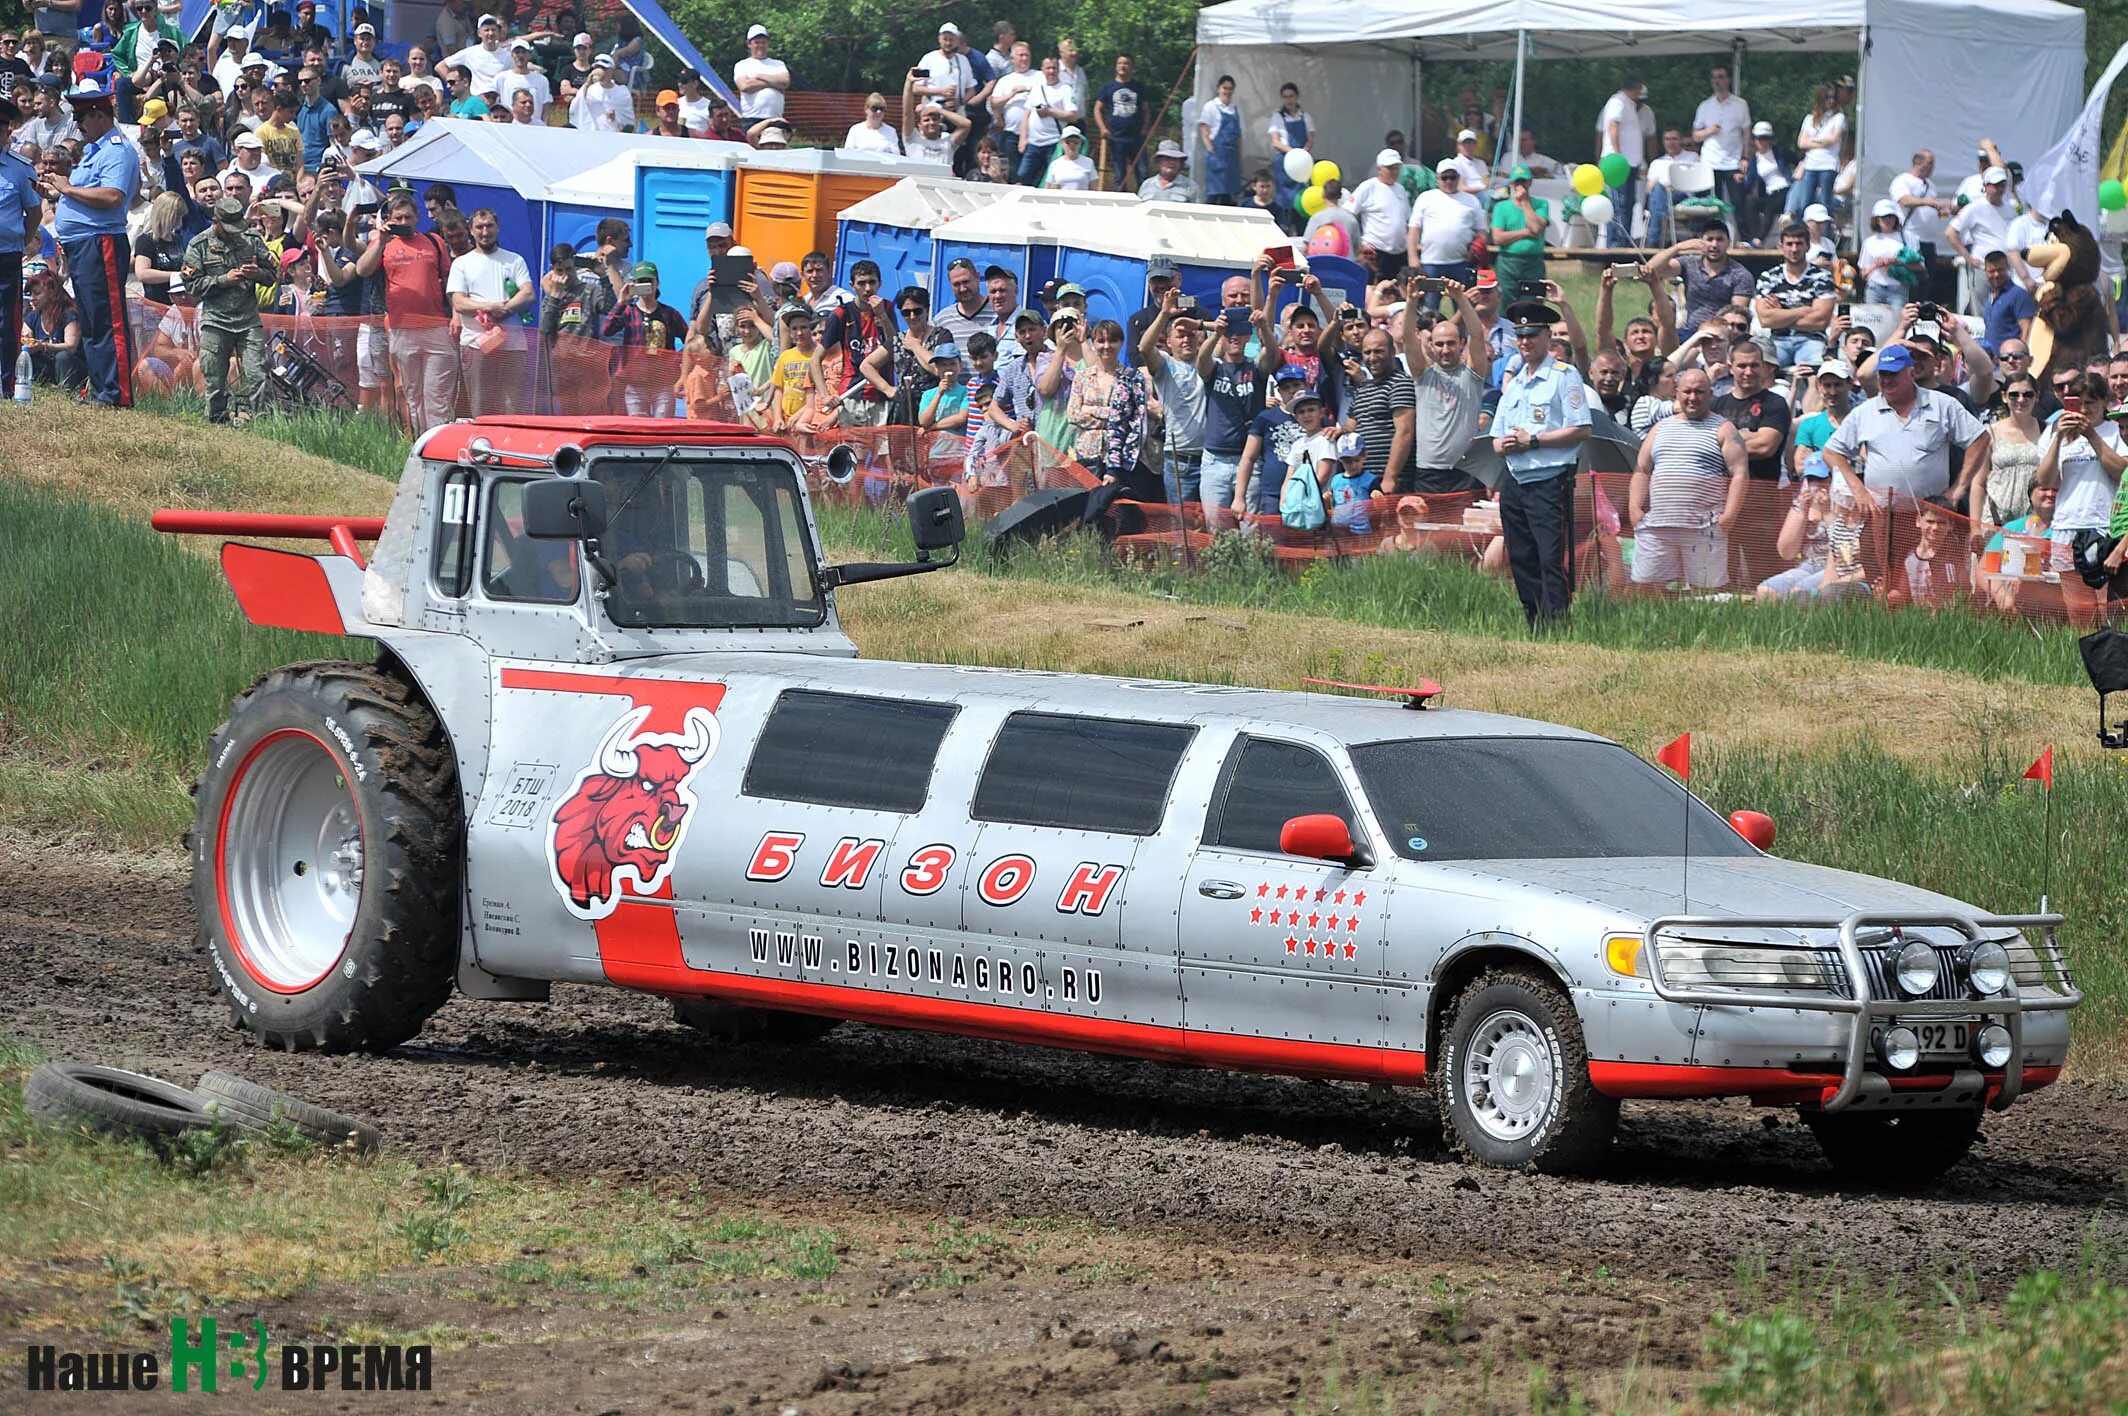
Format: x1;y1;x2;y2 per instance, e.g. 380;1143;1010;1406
1301;184;1328;215
1571;163;1606;198
1310;159;1340;188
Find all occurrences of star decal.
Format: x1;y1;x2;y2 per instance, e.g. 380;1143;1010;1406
1343;942;1358;959
1333;889;1347;905
1313;886;1330;902
1285;935;1298;954
1304;938;1318;955
1345;915;1360;932
1352;891;1367;907
1257;882;1270;898
1249;906;1264;924
1275;884;1289;900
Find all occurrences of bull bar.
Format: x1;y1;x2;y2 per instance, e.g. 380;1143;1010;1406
1642;911;2078;1113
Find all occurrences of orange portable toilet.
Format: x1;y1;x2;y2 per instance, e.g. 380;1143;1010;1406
733;149;950;271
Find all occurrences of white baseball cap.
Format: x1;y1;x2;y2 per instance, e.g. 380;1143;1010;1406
476;12;500;26
509;38;533;51
1751;120;1774;137
592;52;614;66
1434;158;1458;175
704;219;734;238
746;22;768;40
353;21;375;35
1816;358;1854;381
1375;147;1401;168
233;131;264;148
1984;165;2009;185
1456;128;1477;142
1872;197;1900;218
572;31;591;45
937;20;961;34
1802;202;1831;223
349;127;379;149
1060;124;1082;141
1335;431;1365;459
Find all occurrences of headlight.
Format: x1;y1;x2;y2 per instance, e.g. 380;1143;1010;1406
1880;1026;1921;1071
1966;940;2011;996
1655;941;1833;991
1974;1024;2014;1069
1892;940;1940;997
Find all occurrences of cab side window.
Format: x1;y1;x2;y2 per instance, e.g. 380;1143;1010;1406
972;713;1194;836
1207;737;1357;854
743;690;958;813
432;468;478;598
483;479;581;604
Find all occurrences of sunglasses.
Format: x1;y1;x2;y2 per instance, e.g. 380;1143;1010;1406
866;105;885;113
898;305;923;316
2005;389;2037;400
2054;380;2078;392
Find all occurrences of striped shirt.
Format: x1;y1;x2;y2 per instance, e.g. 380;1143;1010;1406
1643;413;1734;529
1346;369;1414;480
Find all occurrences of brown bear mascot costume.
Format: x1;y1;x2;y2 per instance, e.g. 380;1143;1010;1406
2025;209;2106;379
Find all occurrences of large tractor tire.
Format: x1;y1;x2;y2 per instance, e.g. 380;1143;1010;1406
187;660;460;1053
1435;967;1619;1173
1804;1108;1982;1189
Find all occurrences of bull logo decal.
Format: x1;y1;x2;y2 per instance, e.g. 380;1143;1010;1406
546;705;719;920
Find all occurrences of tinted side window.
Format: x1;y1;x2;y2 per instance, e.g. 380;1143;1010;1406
483;480;580;604
1207;737;1357;854
972;713;1194;835
743;690;958;814
432;468;478;598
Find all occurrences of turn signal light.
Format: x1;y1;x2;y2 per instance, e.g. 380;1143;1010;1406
1604;934;1645;978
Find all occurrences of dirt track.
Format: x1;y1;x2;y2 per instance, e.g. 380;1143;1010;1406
6;838;2127;1410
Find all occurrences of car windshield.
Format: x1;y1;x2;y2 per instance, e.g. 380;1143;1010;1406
1350;737;1755;862
595;456;823;629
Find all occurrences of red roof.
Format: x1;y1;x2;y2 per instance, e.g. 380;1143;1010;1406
419;417;780;464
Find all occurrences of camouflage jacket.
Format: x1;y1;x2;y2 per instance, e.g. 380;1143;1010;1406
180;226;275;331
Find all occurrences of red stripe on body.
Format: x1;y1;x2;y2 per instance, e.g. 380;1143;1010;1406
102;235;131;407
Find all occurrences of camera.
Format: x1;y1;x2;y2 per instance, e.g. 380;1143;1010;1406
1175;293;1198;312
1412;275;1443;295
1515;280;1547;301
1917;301;1942;322
1608;262;1642;279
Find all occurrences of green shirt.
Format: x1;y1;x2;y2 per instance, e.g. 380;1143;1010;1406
180;226;273;331
1795;409;1838;454
2111;467;2128;536
1490;197;1549;256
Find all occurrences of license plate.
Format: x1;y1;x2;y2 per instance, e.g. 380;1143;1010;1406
1873;1020;1970;1056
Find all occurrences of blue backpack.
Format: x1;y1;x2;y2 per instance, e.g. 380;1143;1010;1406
1279;457;1327;530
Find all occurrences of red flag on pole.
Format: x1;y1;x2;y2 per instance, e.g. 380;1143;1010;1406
1656;732;1691;781
2023;745;2054;789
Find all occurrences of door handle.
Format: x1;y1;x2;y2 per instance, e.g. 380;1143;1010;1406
1197;880;1246;900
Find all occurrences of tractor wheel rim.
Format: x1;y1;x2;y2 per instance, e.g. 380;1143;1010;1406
222;731;362;991
1463;1009;1555;1143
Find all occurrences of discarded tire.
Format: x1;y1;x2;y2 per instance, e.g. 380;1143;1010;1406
195;1070;380;1154
23;1062;217;1150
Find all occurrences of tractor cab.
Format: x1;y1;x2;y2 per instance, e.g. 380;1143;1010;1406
357;418;961;663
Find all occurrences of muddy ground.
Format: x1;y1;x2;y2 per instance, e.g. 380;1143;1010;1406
4;838;2125;1413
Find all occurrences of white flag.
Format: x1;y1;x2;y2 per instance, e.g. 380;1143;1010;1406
2022;42;2128;223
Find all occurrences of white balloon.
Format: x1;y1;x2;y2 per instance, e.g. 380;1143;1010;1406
1581;193;1615;227
2102;206;2128;236
1283;147;1315;184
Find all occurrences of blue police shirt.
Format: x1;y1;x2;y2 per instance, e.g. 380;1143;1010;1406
0;151;41;255
54;128;140;243
1493;355;1591;484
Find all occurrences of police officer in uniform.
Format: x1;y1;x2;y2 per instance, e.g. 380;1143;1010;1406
1491;297;1593;628
0;96;42;401
180;197;272;425
39;75;140;407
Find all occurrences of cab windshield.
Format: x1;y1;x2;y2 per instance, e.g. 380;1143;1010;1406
594;456;824;629
1350;737;1755;861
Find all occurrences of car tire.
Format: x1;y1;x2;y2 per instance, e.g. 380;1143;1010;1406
1436;967;1618;1173
194;1070;381;1154
1804;1108;1981;1188
23;1062;217;1151
671;997;841;1044
187;659;461;1053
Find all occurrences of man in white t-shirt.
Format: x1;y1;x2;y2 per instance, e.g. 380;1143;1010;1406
1447;128;1489;190
494;41;550;116
988;41;1036;170
1347;148;1413;278
446;208;534;415
1690;63;1749;207
1595;73;1654;246
732;24;787;122
1406;161;1483;284
901;100;966;166
568;53;633;131
1016;54;1076;185
1947;166;2019;314
914;21;976;112
446;12;511;96
1889;149;1956;307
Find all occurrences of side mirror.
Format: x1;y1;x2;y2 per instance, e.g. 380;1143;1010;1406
1280;813;1360;863
907;484;965;554
1729;810;1777;851
522;476;606;541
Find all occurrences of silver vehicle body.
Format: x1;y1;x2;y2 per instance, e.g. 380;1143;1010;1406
220;418;2078;1112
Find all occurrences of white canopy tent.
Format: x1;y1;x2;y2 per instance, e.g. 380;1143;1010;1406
1193;0;2085;223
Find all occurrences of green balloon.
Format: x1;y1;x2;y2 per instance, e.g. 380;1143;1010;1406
1598;151;1631;188
1295;188;1312;217
2102;179;2127;212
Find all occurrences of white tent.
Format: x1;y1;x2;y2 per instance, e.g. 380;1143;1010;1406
1193;0;2084;218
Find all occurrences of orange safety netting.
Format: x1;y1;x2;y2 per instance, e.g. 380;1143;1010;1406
127;299;2115;625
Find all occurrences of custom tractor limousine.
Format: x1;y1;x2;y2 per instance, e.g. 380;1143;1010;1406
158;416;2080;1178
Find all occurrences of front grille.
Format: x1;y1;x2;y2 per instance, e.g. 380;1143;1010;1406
1813;943;1968;1002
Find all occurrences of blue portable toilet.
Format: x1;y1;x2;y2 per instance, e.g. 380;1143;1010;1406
927;190;1140;314
834;178;1014;298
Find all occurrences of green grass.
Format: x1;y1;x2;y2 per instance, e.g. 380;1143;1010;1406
136;389;412;483
0;481;365;842
822;502;2096;691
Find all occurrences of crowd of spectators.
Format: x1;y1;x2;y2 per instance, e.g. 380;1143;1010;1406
0;10;2121;627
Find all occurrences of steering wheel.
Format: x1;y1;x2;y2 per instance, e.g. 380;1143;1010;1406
646;551;704;596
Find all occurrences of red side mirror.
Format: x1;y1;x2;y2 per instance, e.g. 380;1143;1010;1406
1730;810;1777;851
1280;813;1356;861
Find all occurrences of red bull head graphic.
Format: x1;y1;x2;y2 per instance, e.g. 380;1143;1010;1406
547;705;719;920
